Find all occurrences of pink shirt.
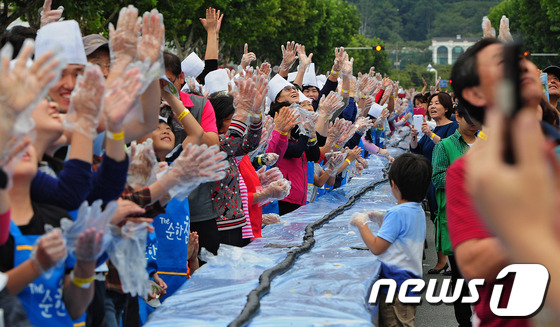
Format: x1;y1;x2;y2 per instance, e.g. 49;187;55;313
0;209;10;246
180;92;218;134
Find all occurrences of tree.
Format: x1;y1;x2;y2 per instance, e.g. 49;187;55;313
345;33;390;75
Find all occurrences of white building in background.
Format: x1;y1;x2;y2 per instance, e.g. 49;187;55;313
431;35;479;65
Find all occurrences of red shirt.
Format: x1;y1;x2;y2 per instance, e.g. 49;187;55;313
238;155;263;239
446;157;530;327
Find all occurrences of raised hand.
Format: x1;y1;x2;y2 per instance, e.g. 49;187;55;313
498;15;512;42
104;68;142;133
324;151;346;177
317;92;344;119
257;62;271;78
332;47;345;72
64;64;106;139
297;45;313;69
240;43;257;69
127;139;158;190
482;16;496;38
108;5;141;64
232;78;257;122
280;41;299;72
40;0;63;27
273;107;300;134
200;7;221;33
355;116;374;134
137;9;165;64
342;53;354;78
251;75;268;117
0;40;64;116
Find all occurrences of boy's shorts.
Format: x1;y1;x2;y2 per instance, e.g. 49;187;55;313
377;292;417;327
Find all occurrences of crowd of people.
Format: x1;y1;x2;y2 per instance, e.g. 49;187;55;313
1;2;560;326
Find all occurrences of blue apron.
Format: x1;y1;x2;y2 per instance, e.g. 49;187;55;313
140;197;190;323
11;222;85;327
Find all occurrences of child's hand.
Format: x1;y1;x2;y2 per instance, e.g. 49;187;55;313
350;212;368;227
368;210;385;225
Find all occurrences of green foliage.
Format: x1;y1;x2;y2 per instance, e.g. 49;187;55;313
345;34;390;75
346;0;501;42
488;0;560;67
390;63;452;90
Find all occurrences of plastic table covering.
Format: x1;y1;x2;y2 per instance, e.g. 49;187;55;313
146;135;409;327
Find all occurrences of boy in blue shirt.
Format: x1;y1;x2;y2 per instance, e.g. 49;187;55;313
351;153;431;326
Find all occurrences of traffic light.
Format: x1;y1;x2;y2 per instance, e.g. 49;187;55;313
374;45;384;52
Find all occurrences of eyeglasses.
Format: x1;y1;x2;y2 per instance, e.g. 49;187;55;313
89;59;110;70
283;85;297;92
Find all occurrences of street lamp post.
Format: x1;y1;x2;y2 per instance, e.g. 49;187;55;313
426;64;438;84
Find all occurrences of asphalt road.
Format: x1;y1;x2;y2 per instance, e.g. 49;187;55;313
415;213;466;327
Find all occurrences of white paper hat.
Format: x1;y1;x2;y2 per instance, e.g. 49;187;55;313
298;91;312;103
267;74;292;102
204;69;230;95
35;20;87;66
181;52;205;78
368;102;384;118
316;74;327;90
287;72;297;83
302;63;318;88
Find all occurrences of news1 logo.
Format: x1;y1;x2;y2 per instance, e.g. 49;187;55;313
369;264;549;317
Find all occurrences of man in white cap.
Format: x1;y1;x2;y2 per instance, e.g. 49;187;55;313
35;20;87;113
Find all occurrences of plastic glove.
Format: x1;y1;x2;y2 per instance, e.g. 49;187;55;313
104;67;142;132
325;118;352;148
252;75;268;116
482;16;496;38
332;47;345;73
127;139;158;189
137;9;165;78
254;153;279;167
106;221;151;297
355;161;364;175
280;41;299;72
75;228;105;262
257;179;291;206
232;78;257;121
257;166;283;188
365;210;385;226
498;15;512;42
262;213;281;225
355;116;374;134
334;120;356;149
350;212;368;227
356;156;369;169
317;91;344;120
63;64;105;139
30;229;67;273
240;43;256;69
291;103;318;137
160;144;228;199
108;5;141;64
257;62;271;79
297;45;313;70
40;0;63;27
63;200;119;261
249;114;274;160
341;53;353;78
324;151;346;177
1;39;65;135
273;107;300;134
